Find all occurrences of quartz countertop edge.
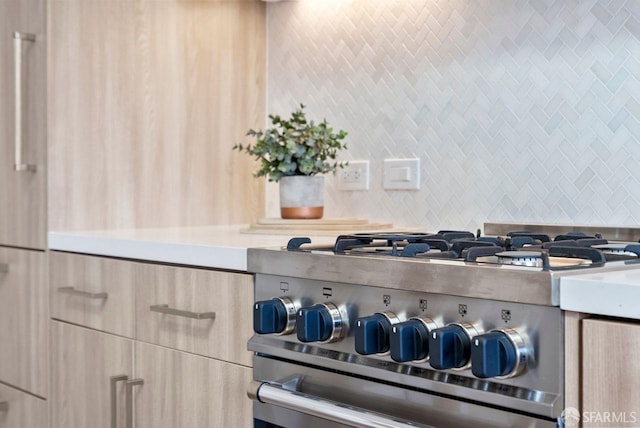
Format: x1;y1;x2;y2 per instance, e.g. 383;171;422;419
560;269;640;320
48;225;333;272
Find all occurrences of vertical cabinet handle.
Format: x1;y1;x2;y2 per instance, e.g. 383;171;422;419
0;264;8;273
110;375;128;428
13;32;37;172
125;379;143;428
0;401;8;412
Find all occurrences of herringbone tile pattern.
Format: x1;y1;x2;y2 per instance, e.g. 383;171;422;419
266;0;640;230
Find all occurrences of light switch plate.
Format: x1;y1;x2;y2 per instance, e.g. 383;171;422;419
383;158;420;190
339;160;370;191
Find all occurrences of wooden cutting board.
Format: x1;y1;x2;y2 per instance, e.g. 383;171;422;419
255;217;371;226
241;217;395;235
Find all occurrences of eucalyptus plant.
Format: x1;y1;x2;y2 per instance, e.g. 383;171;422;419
234;104;348;182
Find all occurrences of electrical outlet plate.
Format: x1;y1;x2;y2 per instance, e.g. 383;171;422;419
339;160;370;191
383;158;420;190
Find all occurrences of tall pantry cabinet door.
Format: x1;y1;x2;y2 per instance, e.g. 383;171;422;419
0;247;47;397
0;0;47;249
133;341;253;428
50;321;134;428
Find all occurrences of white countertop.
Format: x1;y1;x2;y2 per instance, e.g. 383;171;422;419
560;268;640;320
48;225;334;271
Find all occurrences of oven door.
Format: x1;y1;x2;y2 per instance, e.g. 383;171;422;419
250;355;557;428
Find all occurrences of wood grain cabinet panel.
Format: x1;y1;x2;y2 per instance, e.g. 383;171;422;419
0;383;47;428
50;321;134;428
133;341;253;428
50;252;135;338
582;318;640;427
135;264;253;366
0;0;47;250
48;0;266;231
0;247;47;397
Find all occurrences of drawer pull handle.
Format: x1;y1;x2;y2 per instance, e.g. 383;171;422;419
0;401;8;412
0;264;8;273
58;286;109;299
125;379;144;428
149;304;215;320
110;375;128;428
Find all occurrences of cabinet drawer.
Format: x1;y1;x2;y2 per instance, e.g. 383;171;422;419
135;264;253;366
50;252;135;338
0;383;48;428
0;247;47;397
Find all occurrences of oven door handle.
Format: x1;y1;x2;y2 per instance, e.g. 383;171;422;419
248;380;430;428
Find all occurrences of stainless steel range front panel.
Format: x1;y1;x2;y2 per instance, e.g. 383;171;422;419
250;274;564;420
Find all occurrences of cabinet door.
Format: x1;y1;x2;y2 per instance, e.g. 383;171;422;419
135;264;253;366
50;321;134;428
583;318;640;427
50;252;135;338
133;341;253;428
0;0;47;249
0;247;47;397
0;382;48;428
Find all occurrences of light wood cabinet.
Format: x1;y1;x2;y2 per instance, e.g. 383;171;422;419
0;2;48;428
50;251;254;366
0;0;47;250
133;341;253;428
50;320;134;428
50;320;253;428
0;247;47;398
49;252;256;427
0;382;48;428
135;263;253;366
581;318;640;427
50;252;136;338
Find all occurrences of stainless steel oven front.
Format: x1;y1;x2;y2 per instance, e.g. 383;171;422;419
247;272;563;428
247;225;640;428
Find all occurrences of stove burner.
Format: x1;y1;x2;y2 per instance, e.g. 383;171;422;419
495;251;544;267
332;233;434;254
592;243;640;258
330;232;502;258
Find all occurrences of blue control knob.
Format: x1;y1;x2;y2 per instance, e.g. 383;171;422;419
297;303;341;343
429;323;478;370
471;330;526;378
253;297;295;335
354;313;396;355
389;319;434;362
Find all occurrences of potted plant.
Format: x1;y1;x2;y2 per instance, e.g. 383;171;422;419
234;104;348;219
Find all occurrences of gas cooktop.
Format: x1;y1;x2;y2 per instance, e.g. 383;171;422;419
288;229;640;267
248;223;640;306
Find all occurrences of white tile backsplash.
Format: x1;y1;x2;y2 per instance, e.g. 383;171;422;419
266;0;640;230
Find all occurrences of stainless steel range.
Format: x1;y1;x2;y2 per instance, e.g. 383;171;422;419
246;223;640;428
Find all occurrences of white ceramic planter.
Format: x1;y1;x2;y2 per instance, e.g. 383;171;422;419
279;175;324;219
